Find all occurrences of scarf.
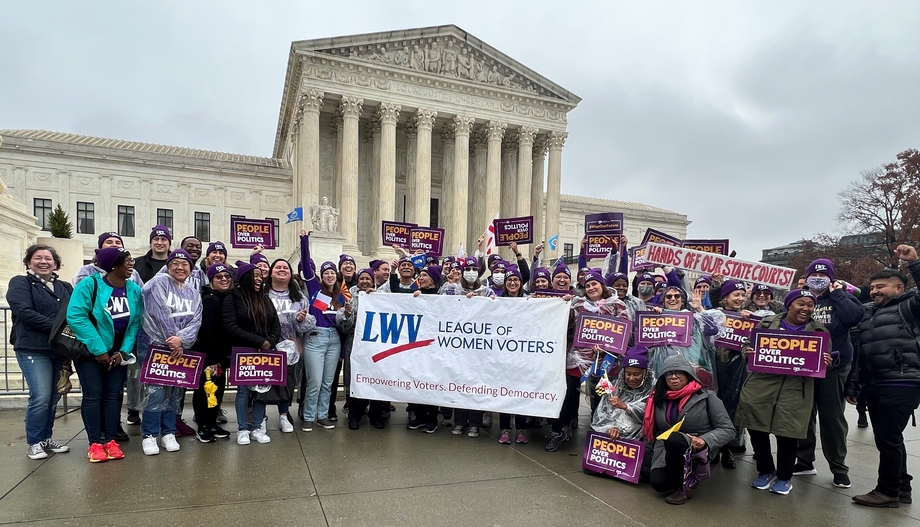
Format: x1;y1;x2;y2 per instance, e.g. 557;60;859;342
642;380;702;441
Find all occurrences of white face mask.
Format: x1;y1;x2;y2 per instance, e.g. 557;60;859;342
463;270;479;283
492;273;505;286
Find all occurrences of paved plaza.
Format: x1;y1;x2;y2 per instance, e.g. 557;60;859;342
0;398;919;526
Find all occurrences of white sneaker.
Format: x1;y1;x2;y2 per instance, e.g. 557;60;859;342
280;415;294;433
237;431;250;445
260;417;267;434
28;443;48;460
142;437;160;456
161;434;180;452
251;429;272;444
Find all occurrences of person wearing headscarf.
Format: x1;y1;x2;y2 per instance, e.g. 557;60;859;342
736;289;831;496
67;247;143;463
643;355;735;505
138;250;202;456
793;259;865;488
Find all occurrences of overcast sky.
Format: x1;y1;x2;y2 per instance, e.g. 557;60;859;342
2;1;918;261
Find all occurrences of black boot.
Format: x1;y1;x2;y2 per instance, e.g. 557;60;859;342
720;446;735;469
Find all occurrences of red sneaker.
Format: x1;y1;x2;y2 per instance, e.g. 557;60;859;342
87;443;108;463
104;440;124;460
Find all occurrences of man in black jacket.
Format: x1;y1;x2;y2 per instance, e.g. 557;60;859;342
133;225;171;283
846;244;920;508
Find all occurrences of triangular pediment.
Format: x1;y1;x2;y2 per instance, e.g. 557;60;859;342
291;25;580;104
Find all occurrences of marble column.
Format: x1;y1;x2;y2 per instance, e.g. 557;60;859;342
439;126;455;235
338;96;363;252
514;126;537;259
448;116;474;254
404;123;417;223
468;128;488;244
500;132;518;220
365;119;381;255
333;115;344;219
544;131;568;258
530;136;548;247
297;89;324;231
408;109;438;226
484;121;505;247
375;103;400;254
288;127;299;252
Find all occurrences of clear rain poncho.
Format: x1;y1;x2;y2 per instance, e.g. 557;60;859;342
590;367;656;440
646;308;724;391
138;273;202;412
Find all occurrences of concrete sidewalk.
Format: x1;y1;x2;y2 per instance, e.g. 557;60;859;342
0;401;917;526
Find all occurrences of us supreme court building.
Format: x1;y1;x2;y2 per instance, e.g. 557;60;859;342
0;25;689;271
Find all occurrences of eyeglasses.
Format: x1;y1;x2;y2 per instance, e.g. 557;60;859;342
665;372;685;378
664;294;682;300
753;291;770;297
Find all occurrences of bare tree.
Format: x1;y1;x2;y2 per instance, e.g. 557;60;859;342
837;149;920;267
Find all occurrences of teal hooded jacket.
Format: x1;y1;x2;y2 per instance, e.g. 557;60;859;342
66;273;143;356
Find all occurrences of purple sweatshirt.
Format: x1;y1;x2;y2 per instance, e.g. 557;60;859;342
299;234;337;327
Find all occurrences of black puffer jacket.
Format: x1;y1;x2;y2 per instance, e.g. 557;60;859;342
133;250;167;283
222;288;281;350
846;260;920;397
193;286;232;367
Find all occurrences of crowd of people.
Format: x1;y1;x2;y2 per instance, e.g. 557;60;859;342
6;222;920;509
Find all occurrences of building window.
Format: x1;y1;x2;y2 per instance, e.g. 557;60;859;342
157;208;174;231
430;198;439;228
563;243;574;260
33;198;52;231
77;202;95;234
118;205;135;237
267;218;280;247
195;212;210;242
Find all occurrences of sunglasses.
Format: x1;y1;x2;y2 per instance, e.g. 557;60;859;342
664;294;682;300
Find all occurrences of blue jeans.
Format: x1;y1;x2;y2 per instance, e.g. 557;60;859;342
15;350;64;445
236;385;253;431
301;327;341;421
140;385;181;437
73;358;128;444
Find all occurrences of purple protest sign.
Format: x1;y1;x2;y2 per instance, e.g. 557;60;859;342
747;329;828;378
230;218;276;249
585;234;621;259
582;431;644;484
682;239;730;255
410;227;445;255
140;345;204;389
230;348;287;386
629;245;654;272
494;216;534;246
635;312;694;347
382;221;415;247
715;312;762;351
641;228;682;247
573;313;631;354
585;212;624;235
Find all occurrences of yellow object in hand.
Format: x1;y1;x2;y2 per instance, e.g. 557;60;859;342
656;418;684;441
204;369;218;408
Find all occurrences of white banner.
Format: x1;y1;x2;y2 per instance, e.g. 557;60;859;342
351;292;570;418
644;242;797;289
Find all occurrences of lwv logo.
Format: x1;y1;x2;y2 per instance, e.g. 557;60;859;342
360;311;433;362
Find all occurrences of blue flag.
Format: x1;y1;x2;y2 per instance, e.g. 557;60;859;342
410;254;427;269
547;234;559;251
286;207;303;224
